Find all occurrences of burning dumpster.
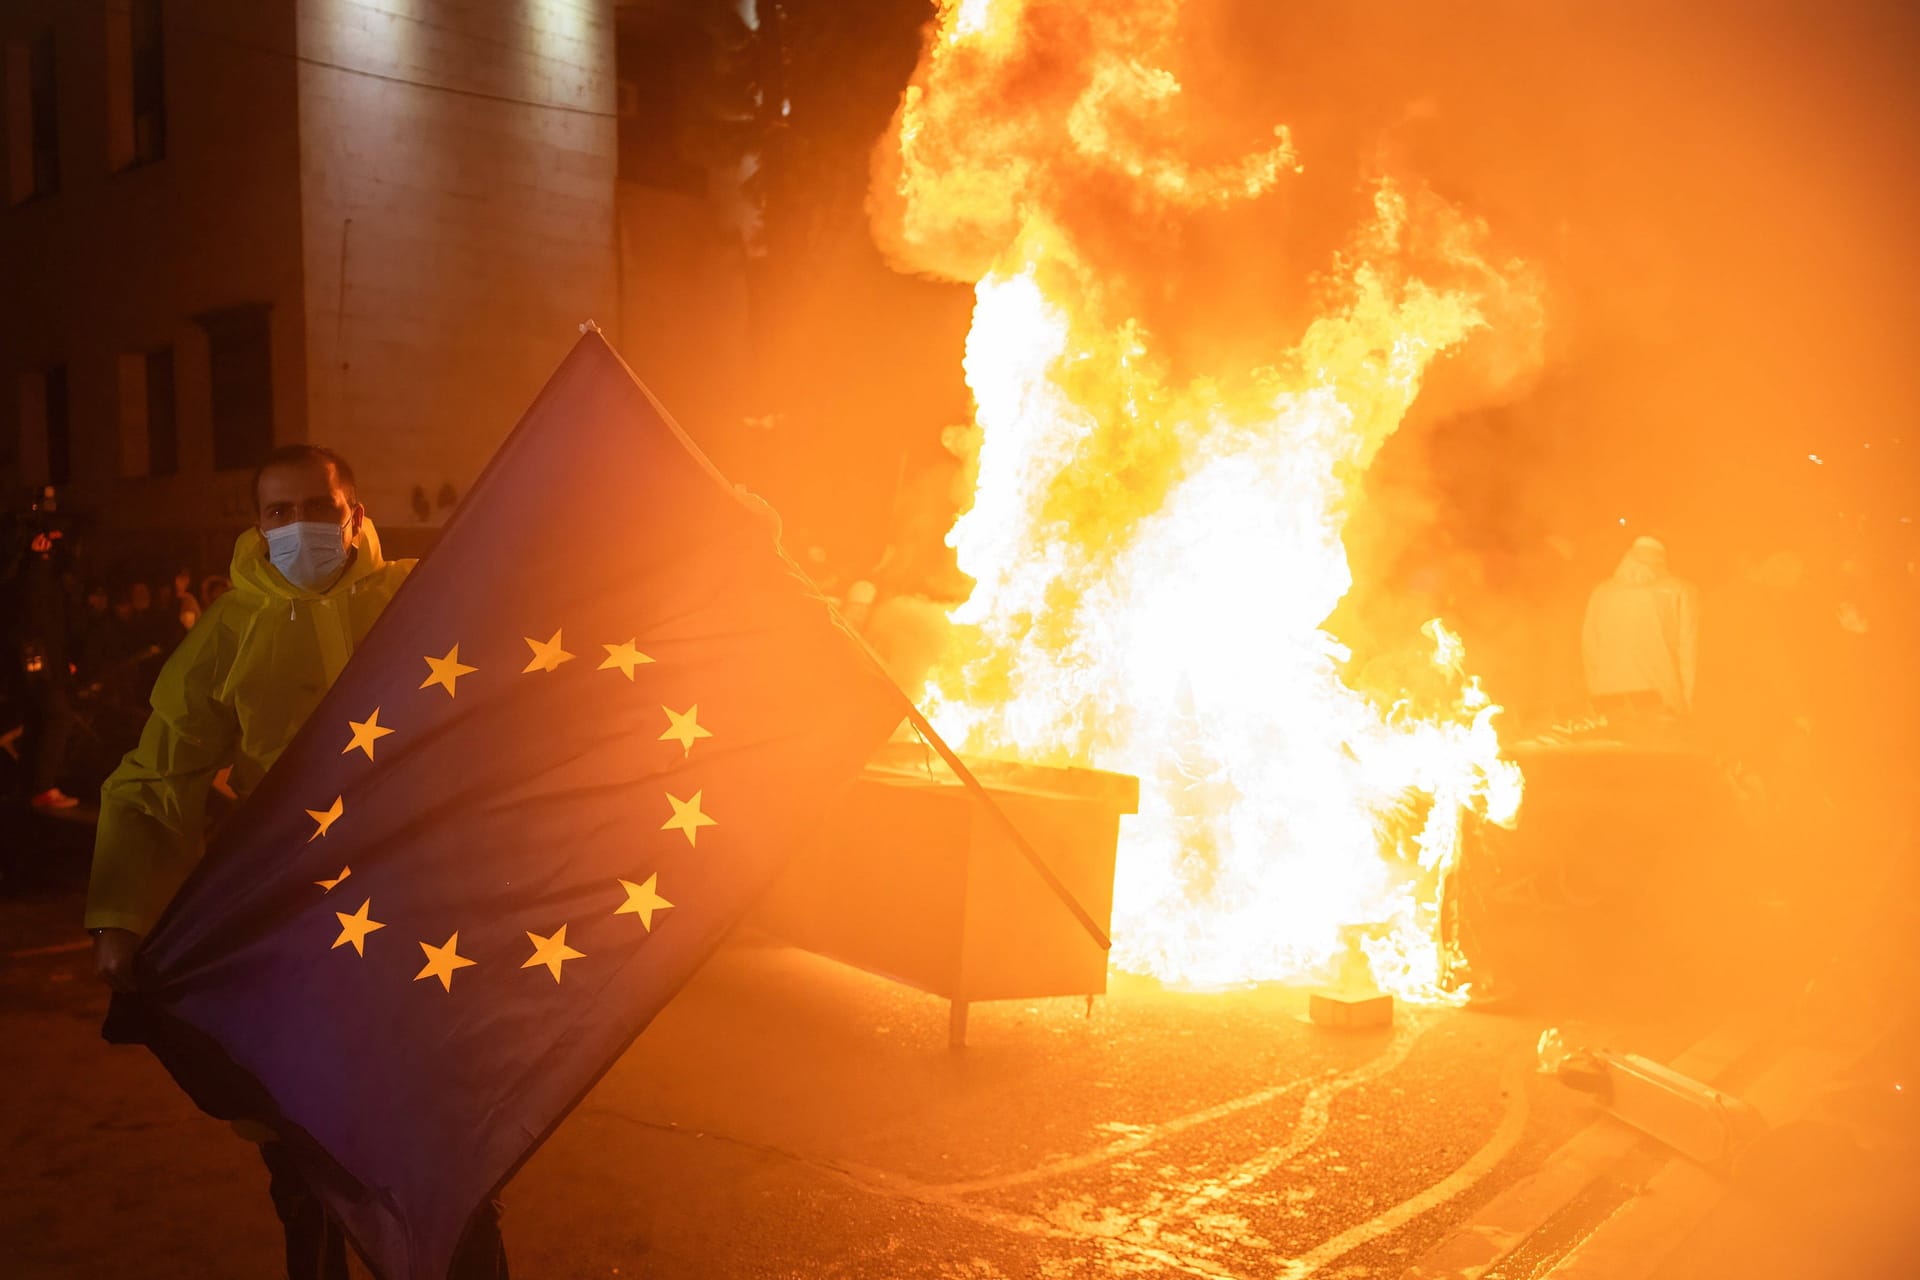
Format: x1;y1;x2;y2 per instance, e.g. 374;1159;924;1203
754;742;1136;1046
1449;736;1750;999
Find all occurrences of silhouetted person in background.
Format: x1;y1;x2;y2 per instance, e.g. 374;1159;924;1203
72;582;127;695
118;580;164;654
1582;535;1698;724
15;492;80;809
172;567;202;631
74;582;111;660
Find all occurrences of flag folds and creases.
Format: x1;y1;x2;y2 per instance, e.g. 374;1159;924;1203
125;331;905;1279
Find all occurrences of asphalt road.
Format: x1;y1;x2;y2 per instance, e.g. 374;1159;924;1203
6;780;1917;1280
5;865;1827;1280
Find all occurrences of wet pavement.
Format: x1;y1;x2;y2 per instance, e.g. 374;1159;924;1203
0;860;1909;1278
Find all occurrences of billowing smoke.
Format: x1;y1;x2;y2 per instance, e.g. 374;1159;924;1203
864;0;1548;992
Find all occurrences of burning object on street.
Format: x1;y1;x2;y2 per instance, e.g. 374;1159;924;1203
867;0;1538;1000
756;743;1134;1047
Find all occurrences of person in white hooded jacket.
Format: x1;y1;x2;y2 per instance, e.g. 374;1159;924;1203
1582;535;1699;719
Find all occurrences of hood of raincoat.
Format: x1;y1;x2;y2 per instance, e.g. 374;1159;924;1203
1612;536;1669;587
85;518;415;935
212;517;409;740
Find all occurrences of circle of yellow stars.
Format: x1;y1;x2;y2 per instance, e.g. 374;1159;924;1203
312;627;708;991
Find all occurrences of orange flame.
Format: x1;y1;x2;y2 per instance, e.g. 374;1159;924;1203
876;0;1535;999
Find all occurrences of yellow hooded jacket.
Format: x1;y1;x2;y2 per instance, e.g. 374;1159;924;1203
84;521;414;935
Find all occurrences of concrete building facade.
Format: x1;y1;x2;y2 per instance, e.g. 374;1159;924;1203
0;0;645;567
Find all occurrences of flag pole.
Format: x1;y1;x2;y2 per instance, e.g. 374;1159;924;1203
893;698;1113;953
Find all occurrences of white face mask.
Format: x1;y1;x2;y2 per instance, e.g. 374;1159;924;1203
265;520;350;591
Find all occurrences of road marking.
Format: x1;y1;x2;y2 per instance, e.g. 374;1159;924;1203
592;1108;1256;1280
1399;1019;1758;1279
1543;1041;1867;1279
799;1019;1443;1278
905;1017;1433;1198
1163;1020;1429;1223
1279;1050;1533;1277
599;1009;1496;1279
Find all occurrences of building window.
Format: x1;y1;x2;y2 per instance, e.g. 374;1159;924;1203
197;305;274;472
0;377;15;471
615;8;707;194
131;0;164;163
4;30;59;203
146;347;177;474
45;364;71;487
116;346;177;476
28;32;57;196
17;367;80;486
106;0;165;170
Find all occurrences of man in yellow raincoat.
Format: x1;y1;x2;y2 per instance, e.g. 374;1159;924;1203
86;445;411;958
80;445;493;1279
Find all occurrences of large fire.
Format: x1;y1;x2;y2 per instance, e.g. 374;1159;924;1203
872;0;1536;999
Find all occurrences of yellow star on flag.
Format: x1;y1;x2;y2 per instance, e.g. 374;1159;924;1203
521;925;585;983
659;705;712;756
598;639;654;680
315;866;351;892
661;790;716;847
614;874;673;931
332;899;384;956
522;629;575;674
421;645;477;697
415;932;477;991
306;795;344;842
342;708;394;761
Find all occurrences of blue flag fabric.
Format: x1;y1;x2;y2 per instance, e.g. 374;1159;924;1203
125;331;905;1279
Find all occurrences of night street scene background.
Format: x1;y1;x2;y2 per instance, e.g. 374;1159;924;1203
2;2;1917;1278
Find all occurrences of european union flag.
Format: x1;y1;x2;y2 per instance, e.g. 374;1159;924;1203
122;331;906;1278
